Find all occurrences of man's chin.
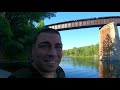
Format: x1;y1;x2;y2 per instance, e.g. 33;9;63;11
45;67;57;72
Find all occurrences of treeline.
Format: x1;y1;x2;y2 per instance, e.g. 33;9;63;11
63;43;99;57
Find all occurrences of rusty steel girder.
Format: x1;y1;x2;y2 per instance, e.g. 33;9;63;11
45;16;120;31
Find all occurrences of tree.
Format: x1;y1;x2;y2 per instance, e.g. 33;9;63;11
0;12;56;62
36;19;44;30
0;15;13;57
63;44;99;57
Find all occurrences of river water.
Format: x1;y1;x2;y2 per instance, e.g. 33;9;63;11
59;57;100;78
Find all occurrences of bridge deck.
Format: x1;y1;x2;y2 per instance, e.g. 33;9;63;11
45;16;120;31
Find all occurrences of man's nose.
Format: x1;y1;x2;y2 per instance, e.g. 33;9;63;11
48;47;57;56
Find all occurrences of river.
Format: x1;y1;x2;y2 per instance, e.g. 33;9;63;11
59;57;100;78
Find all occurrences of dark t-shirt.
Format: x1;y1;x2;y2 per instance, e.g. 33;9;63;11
8;64;66;78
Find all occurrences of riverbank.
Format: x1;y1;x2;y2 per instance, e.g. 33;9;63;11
63;55;99;60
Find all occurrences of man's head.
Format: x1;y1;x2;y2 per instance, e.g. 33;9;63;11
32;28;63;73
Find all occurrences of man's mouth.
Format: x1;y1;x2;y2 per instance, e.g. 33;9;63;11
45;59;57;64
48;60;57;64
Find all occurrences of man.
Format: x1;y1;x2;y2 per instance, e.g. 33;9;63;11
9;28;65;78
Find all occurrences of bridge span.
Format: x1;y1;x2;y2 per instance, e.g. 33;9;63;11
45;16;120;31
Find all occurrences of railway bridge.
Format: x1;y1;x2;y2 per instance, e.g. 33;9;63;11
45;16;120;31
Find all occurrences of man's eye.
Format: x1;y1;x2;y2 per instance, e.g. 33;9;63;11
56;46;62;49
39;45;49;48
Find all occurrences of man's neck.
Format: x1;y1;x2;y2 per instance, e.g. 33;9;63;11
32;63;56;78
40;72;56;78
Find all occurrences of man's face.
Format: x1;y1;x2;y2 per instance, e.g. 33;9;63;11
32;33;63;72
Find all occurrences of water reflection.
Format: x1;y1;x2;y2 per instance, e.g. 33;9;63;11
99;60;120;78
60;57;99;78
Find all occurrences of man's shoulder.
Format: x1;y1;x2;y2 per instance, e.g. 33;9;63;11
8;66;66;78
57;66;64;72
56;66;66;78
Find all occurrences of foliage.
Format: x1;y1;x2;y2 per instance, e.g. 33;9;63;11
0;15;13;56
63;43;99;57
36;19;44;30
0;15;13;37
0;12;56;61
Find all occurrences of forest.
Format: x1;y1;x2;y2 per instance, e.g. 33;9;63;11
63;43;99;58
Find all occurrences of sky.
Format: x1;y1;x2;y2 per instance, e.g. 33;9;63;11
44;12;120;50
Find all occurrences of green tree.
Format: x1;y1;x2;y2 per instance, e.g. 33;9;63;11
36;19;44;30
63;43;99;57
0;12;56;62
0;15;13;57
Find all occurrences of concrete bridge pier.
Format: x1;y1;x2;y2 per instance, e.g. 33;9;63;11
99;22;120;78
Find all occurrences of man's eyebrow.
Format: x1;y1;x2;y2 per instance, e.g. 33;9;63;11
39;41;62;45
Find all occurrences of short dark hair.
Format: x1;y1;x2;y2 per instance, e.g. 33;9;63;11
33;27;61;45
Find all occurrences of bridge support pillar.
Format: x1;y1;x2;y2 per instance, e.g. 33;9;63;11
99;22;120;78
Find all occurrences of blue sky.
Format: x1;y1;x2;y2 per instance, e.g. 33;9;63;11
44;12;120;50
